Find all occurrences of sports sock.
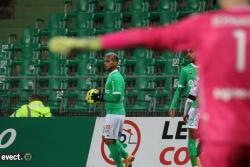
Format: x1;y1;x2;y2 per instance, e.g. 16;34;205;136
108;143;124;167
116;140;129;159
188;138;198;167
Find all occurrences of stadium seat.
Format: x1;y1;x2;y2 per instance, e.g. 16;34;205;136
125;90;154;112
48;90;65;112
130;11;150;27
130;0;149;12
38;13;68;38
77;0;96;13
19;28;36;47
159;12;177;25
104;0;124;12
161;51;182;75
0;0;213;113
153;92;171;112
186;0;206;12
103;12;123;32
154;77;170;94
95;12;123;34
157;0;177;12
8;93;22;111
66;12;95;36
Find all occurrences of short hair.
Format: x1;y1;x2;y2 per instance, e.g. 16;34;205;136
104;52;119;62
29;94;42;101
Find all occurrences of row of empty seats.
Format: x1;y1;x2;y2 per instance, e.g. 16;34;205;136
0;0;219;113
67;0;218;13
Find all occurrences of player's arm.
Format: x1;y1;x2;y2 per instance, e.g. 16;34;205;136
48;15;201;55
169;68;187;111
91;79;123;103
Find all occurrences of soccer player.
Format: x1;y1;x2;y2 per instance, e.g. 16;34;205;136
169;50;199;167
49;0;250;166
183;79;200;167
89;52;134;167
169;50;197;117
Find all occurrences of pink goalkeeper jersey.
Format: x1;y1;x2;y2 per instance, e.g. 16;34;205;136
100;7;250;144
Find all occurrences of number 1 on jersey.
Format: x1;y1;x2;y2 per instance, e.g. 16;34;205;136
233;30;247;73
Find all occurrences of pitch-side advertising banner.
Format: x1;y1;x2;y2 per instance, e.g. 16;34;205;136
0;117;96;167
87;117;192;167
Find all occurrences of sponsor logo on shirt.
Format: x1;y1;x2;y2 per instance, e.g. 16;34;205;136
213;87;250;101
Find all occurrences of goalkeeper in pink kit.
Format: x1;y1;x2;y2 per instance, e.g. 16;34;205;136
49;0;250;166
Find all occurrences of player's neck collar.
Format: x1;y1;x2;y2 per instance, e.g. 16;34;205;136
109;69;118;75
191;63;198;68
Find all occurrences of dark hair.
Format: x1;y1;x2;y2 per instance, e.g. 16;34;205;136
29;94;42;101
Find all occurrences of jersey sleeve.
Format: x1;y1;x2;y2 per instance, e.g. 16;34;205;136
101;15;202;51
177;68;187;88
103;76;123;102
170;87;183;110
169;69;187;110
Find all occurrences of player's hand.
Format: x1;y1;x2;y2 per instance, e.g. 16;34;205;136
90;92;103;102
48;36;101;56
169;109;176;117
183;114;189;123
48;36;87;55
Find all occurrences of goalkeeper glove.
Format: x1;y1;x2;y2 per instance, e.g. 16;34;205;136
48;36;101;56
90;92;104;102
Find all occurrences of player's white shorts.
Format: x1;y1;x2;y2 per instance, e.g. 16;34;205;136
102;114;125;140
187;107;198;129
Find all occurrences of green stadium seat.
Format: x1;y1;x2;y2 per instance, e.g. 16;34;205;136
95;12;123;34
159;12;177;25
19;28;36;47
130;0;149;12
154;77;170;94
103;12;123;32
48;90;65;112
104;0;124;12
125;90;154;112
76;53;97;76
130;12;150;27
133;48;153;74
77;0;96;13
153;92;171;112
157;0;177;12
161;51;182;75
8;93;21;112
19;78;35;90
1;44;8;53
186;0;206;12
0;57;9;76
66;12;95;36
76;12;94;28
38;13;68;38
66;90;92;112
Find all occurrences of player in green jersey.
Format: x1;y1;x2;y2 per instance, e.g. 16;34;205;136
89;52;134;167
169;51;198;167
184;78;200;167
169;50;197;116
